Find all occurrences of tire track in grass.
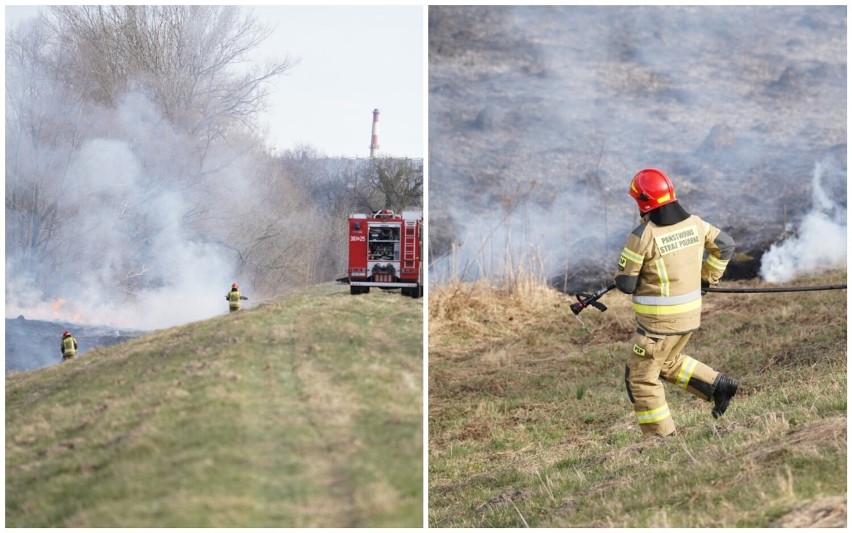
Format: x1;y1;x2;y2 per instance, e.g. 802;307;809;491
291;356;363;526
222;288;369;526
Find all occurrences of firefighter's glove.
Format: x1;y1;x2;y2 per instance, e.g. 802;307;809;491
700;280;710;295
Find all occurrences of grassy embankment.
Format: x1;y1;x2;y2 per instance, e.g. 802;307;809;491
6;283;423;527
429;269;846;527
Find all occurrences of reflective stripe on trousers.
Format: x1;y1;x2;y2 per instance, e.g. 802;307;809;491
635;403;671;426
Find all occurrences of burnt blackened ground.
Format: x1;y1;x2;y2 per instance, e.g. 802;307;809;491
5;317;144;373
428;6;846;289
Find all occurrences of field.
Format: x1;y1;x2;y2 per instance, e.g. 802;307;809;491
428;270;846;527
428;6;846;285
6;283;423;527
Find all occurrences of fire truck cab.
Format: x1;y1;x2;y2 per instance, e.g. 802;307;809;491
346;209;423;298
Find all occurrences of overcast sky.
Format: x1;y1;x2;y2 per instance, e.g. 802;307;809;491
4;5;425;159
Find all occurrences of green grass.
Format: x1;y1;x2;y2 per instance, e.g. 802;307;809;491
6;283;423;527
429;270;847;527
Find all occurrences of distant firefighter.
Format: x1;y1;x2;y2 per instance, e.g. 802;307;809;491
61;330;78;361
225;283;248;312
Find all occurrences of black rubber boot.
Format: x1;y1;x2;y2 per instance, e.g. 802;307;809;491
711;374;738;419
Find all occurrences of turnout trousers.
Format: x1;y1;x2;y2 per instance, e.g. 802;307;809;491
624;330;719;437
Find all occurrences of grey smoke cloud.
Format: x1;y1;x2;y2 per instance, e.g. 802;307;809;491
428;6;846;289
6;91;243;330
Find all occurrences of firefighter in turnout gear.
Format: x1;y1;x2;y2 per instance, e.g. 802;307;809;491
61;330;78;361
615;168;739;437
226;283;248;312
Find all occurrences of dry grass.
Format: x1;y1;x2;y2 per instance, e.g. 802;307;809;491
428;269;847;527
430;275;561;339
769;495;847;527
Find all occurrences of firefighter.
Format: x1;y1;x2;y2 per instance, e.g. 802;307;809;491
61;330;78;362
615;168;739;437
225;283;248;312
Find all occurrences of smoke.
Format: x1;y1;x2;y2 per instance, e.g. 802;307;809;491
759;161;847;283
5;89;252;331
428;6;846;289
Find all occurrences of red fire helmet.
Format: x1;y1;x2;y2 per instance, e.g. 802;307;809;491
629;168;677;213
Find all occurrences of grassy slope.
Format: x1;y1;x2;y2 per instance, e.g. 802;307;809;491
429;270;847;527
6;283;423;527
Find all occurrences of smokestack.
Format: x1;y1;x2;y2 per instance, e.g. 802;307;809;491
370;108;380;158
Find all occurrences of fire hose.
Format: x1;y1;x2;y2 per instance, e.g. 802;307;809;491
570;282;847;315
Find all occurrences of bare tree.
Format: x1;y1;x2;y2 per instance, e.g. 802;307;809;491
364;157;424;213
223;151;323;293
46;6;296;137
5;19;88;288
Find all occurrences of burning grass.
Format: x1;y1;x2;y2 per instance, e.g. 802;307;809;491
429;269;847;527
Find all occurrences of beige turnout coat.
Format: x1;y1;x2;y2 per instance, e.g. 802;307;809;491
617;214;730;335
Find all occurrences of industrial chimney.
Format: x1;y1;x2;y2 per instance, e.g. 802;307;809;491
369;108;380;158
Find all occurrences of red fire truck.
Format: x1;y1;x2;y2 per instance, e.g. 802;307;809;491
344;209;423;297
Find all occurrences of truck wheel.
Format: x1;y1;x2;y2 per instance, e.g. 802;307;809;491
407;285;422;299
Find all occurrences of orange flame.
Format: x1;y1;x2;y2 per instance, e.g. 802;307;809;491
51;298;66;314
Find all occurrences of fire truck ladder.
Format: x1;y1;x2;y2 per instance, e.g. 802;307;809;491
403;220;417;271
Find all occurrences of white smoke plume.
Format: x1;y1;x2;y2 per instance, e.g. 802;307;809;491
5;91;252;331
759;161;847;283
